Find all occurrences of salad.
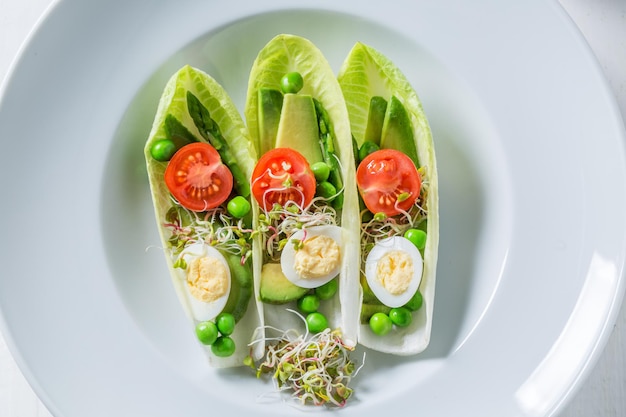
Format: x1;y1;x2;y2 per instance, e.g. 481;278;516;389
144;35;438;405
338;42;439;355
144;65;263;367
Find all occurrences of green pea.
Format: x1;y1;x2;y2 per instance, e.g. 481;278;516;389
211;336;236;357
280;72;304;94
150;139;176;162
369;312;392;335
358;140;380;162
227;196;251;218
404;290;423;311
389;307;412;327
317;181;337;200
310;161;331;182
298;294;320;313
216;312;236;336
404;228;427;250
195;321;218;345
306;312;328;333
315;278;338;300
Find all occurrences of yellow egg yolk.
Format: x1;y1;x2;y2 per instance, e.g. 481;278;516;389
186;256;228;302
376;250;414;295
293;235;341;279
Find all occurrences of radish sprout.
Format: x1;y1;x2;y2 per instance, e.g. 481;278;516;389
248;310;364;407
164;202;254;265
257;195;340;262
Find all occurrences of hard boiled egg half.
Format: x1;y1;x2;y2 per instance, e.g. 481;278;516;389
365;236;423;308
281;225;343;289
176;242;231;322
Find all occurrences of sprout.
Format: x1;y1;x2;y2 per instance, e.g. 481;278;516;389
249;310;365;407
257;196;339;262
359;168;430;276
163;201;254;262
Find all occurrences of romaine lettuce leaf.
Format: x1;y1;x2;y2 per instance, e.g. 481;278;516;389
338;43;440;355
244;35;361;347
144;65;262;367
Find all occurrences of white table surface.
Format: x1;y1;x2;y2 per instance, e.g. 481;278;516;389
1;1;625;416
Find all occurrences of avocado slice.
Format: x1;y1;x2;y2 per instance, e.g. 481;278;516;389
257;88;284;155
380;95;419;166
360;303;391;324
222;254;253;322
275;94;323;164
360;274;379;304
363;96;388;146
259;263;308;304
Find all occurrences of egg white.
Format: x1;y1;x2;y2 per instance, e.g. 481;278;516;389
280;225;343;289
176;242;231;322
365;236;423;308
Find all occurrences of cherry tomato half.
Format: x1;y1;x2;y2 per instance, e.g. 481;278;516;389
356;149;421;217
251;148;316;210
164;142;233;211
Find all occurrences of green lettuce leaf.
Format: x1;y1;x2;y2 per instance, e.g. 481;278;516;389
144;65;261;367
338;42;440;355
244;35;361;347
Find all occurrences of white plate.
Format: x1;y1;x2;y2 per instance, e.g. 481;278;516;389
1;1;625;416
